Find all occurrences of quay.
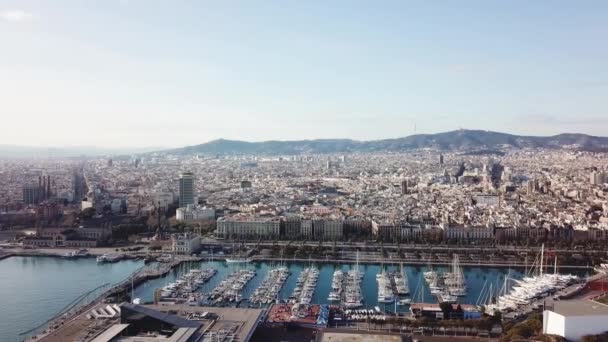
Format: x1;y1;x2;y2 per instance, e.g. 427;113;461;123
21;255;201;342
0;252;13;261
250;255;594;269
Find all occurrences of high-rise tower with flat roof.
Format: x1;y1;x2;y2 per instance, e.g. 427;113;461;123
179;172;195;207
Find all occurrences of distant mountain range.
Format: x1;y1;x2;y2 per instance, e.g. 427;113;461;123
3;130;607;158
161;130;608;155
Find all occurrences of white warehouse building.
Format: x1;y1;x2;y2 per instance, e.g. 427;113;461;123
543;300;608;341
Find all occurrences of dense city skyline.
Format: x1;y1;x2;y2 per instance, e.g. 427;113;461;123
2;1;608;147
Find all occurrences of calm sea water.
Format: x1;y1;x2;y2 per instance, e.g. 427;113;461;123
0;256;143;342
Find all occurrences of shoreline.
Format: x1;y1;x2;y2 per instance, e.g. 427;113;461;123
249;256;593;269
2;251;594;270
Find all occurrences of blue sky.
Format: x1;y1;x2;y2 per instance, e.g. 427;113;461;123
1;1;607;147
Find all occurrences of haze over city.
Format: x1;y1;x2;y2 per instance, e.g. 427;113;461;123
3;2;608;342
2;0;608;148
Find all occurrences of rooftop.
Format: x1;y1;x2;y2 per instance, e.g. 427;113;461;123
550;300;608;316
89;324;129;342
141;304;264;342
320;332;403;342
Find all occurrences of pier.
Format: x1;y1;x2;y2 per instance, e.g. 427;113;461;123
207;269;256;305
21;255;201;341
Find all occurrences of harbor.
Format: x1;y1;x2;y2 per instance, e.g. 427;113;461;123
0;253;593;342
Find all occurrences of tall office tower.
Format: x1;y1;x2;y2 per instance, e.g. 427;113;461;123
401;179;408;195
47;175;51;199
179;172;196;207
108;158;113;167
23;184;41;205
439;154;444;165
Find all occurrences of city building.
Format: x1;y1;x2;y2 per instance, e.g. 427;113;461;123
178;172;196;207
154;191;175;211
301;219;313;239
284;216;303;238
240;180;252;191
90;304;263;342
312;219;343;240
176;205;215;222
216;216;281;239
474;194;500;207
23;226;111;247
22;184;41;205
81;198;94;210
543;300;608;341
110;198;123;214
590;171;606;185
400;179;408;195
36;201;61;222
372;220;399;239
444;225;494;240
171;232;201;254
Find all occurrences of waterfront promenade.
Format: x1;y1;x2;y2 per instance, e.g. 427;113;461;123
1;239;600;269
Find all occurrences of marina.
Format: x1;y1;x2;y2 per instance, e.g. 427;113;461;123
157;267;217;304
423;255;468;304
0;254;591;342
288;266;320;304
249;266;290;305
327;269;343;302
376;268;394;303
483;245;580;316
208;269;256;305
343;254;364;308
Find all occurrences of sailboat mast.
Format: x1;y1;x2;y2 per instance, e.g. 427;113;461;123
554;255;557;274
540;244;544;277
131;275;134;302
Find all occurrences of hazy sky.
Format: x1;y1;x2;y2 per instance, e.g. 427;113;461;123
1;1;607;148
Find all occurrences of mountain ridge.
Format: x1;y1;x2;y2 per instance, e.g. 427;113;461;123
160;130;608;155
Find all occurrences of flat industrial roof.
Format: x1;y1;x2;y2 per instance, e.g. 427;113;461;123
90;323;129;342
551;300;608;316
113;327;199;342
121;303;202;328
320;332;403;342
142;304;264;342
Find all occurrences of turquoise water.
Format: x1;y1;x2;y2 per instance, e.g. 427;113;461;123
134;260;529;312
0;256;144;342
